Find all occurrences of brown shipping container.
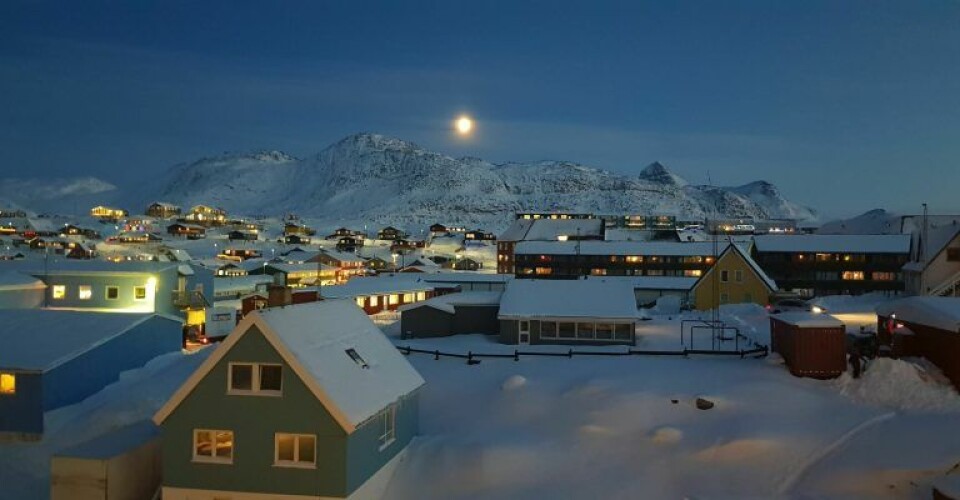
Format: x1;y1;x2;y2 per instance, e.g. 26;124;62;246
771;314;847;379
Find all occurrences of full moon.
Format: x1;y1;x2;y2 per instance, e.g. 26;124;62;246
455;116;473;135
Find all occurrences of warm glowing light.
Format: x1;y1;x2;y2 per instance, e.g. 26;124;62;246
455;116;473;135
0;373;15;395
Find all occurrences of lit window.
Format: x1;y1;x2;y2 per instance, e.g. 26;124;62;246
378;405;396;450
356;297;365;308
389;294;399;305
134;286;147;300
415;292;426;301
873;272;897;281
52;285;66;300
193;429;234;463
275;433;316;467
228;363;283;395
0;373;15;395
370;296;379;307
842;271;865;281
684;270;702;277
78;285;92;300
105;286;119;300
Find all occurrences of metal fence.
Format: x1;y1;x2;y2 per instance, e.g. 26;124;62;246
395;344;769;365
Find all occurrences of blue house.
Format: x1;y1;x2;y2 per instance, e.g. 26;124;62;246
0;310;182;440
153;300;425;499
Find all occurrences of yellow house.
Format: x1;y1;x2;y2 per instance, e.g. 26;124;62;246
692;243;777;310
90;205;128;220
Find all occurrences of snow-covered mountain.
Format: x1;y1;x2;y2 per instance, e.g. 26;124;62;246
818;209;901;235
0;177;119;215
150;133;816;230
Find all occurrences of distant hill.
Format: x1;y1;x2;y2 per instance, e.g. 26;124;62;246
147;133;818;229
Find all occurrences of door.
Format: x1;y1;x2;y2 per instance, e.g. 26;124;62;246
518;320;531;345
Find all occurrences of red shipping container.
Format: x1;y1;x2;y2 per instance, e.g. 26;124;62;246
770;313;847;379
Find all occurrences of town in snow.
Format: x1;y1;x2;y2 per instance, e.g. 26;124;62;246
3;1;960;499
0;199;958;499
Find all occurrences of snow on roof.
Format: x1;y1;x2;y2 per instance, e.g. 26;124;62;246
772;312;845;328
422;272;513;284
731;244;778;291
754;234;911;254
57;420;158;459
876;296;960;332
584;275;697;290
498;279;638;320
256;300;425;426
498;219;535;241
400;291;502;314
522;219;604;241
2;259;179;275
322;275;436;299
0;271;45;291
0;311;175;371
515;240;720;257
151;201;180;209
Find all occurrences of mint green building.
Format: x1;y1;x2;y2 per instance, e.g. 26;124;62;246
153;300;425;499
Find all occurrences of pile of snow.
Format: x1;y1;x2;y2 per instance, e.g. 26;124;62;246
835;358;960;412
810;293;895;314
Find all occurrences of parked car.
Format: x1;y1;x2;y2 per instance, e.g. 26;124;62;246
767;298;826;314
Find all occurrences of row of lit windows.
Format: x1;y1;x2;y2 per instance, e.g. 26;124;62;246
355;292;427;308
50;284;147;301
518;267;700;277
528;255;715;265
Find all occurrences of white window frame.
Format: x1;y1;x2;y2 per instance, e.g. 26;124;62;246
192;429;234;464
133;286;147;301
274;433;317;469
105;285;120;300
78;285;93;300
52;285;66;300
227;362;283;396
378;404;397;451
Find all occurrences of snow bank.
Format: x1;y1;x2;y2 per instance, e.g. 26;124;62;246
835;358;960;412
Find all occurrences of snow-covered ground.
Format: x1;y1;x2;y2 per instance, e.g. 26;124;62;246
382;305;960;499
1;302;958;499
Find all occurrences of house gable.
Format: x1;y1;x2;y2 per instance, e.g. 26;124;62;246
159;324;350;497
693;244;777;310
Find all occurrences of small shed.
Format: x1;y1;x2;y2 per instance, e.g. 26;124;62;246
498;279;638;345
876;296;960;390
399;291;502;338
51;421;161;500
770;312;846;379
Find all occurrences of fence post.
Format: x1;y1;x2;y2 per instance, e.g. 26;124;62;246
514;350;519;362
568;349;573;358
434;349;440;361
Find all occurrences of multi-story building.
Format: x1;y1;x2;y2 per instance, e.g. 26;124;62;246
513;240;720;279
752;234;910;297
497;218;605;274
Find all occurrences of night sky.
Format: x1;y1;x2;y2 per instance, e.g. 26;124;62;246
1;0;959;217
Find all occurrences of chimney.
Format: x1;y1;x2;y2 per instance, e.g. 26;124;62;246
267;284;293;308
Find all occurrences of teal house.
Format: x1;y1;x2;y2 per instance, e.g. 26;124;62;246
153;299;425;499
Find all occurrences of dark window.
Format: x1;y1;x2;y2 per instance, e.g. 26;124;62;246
106;286;119;300
230;364;253;391
558;322;576;338
720;270;729;282
948;248;960;262
260;365;283;391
